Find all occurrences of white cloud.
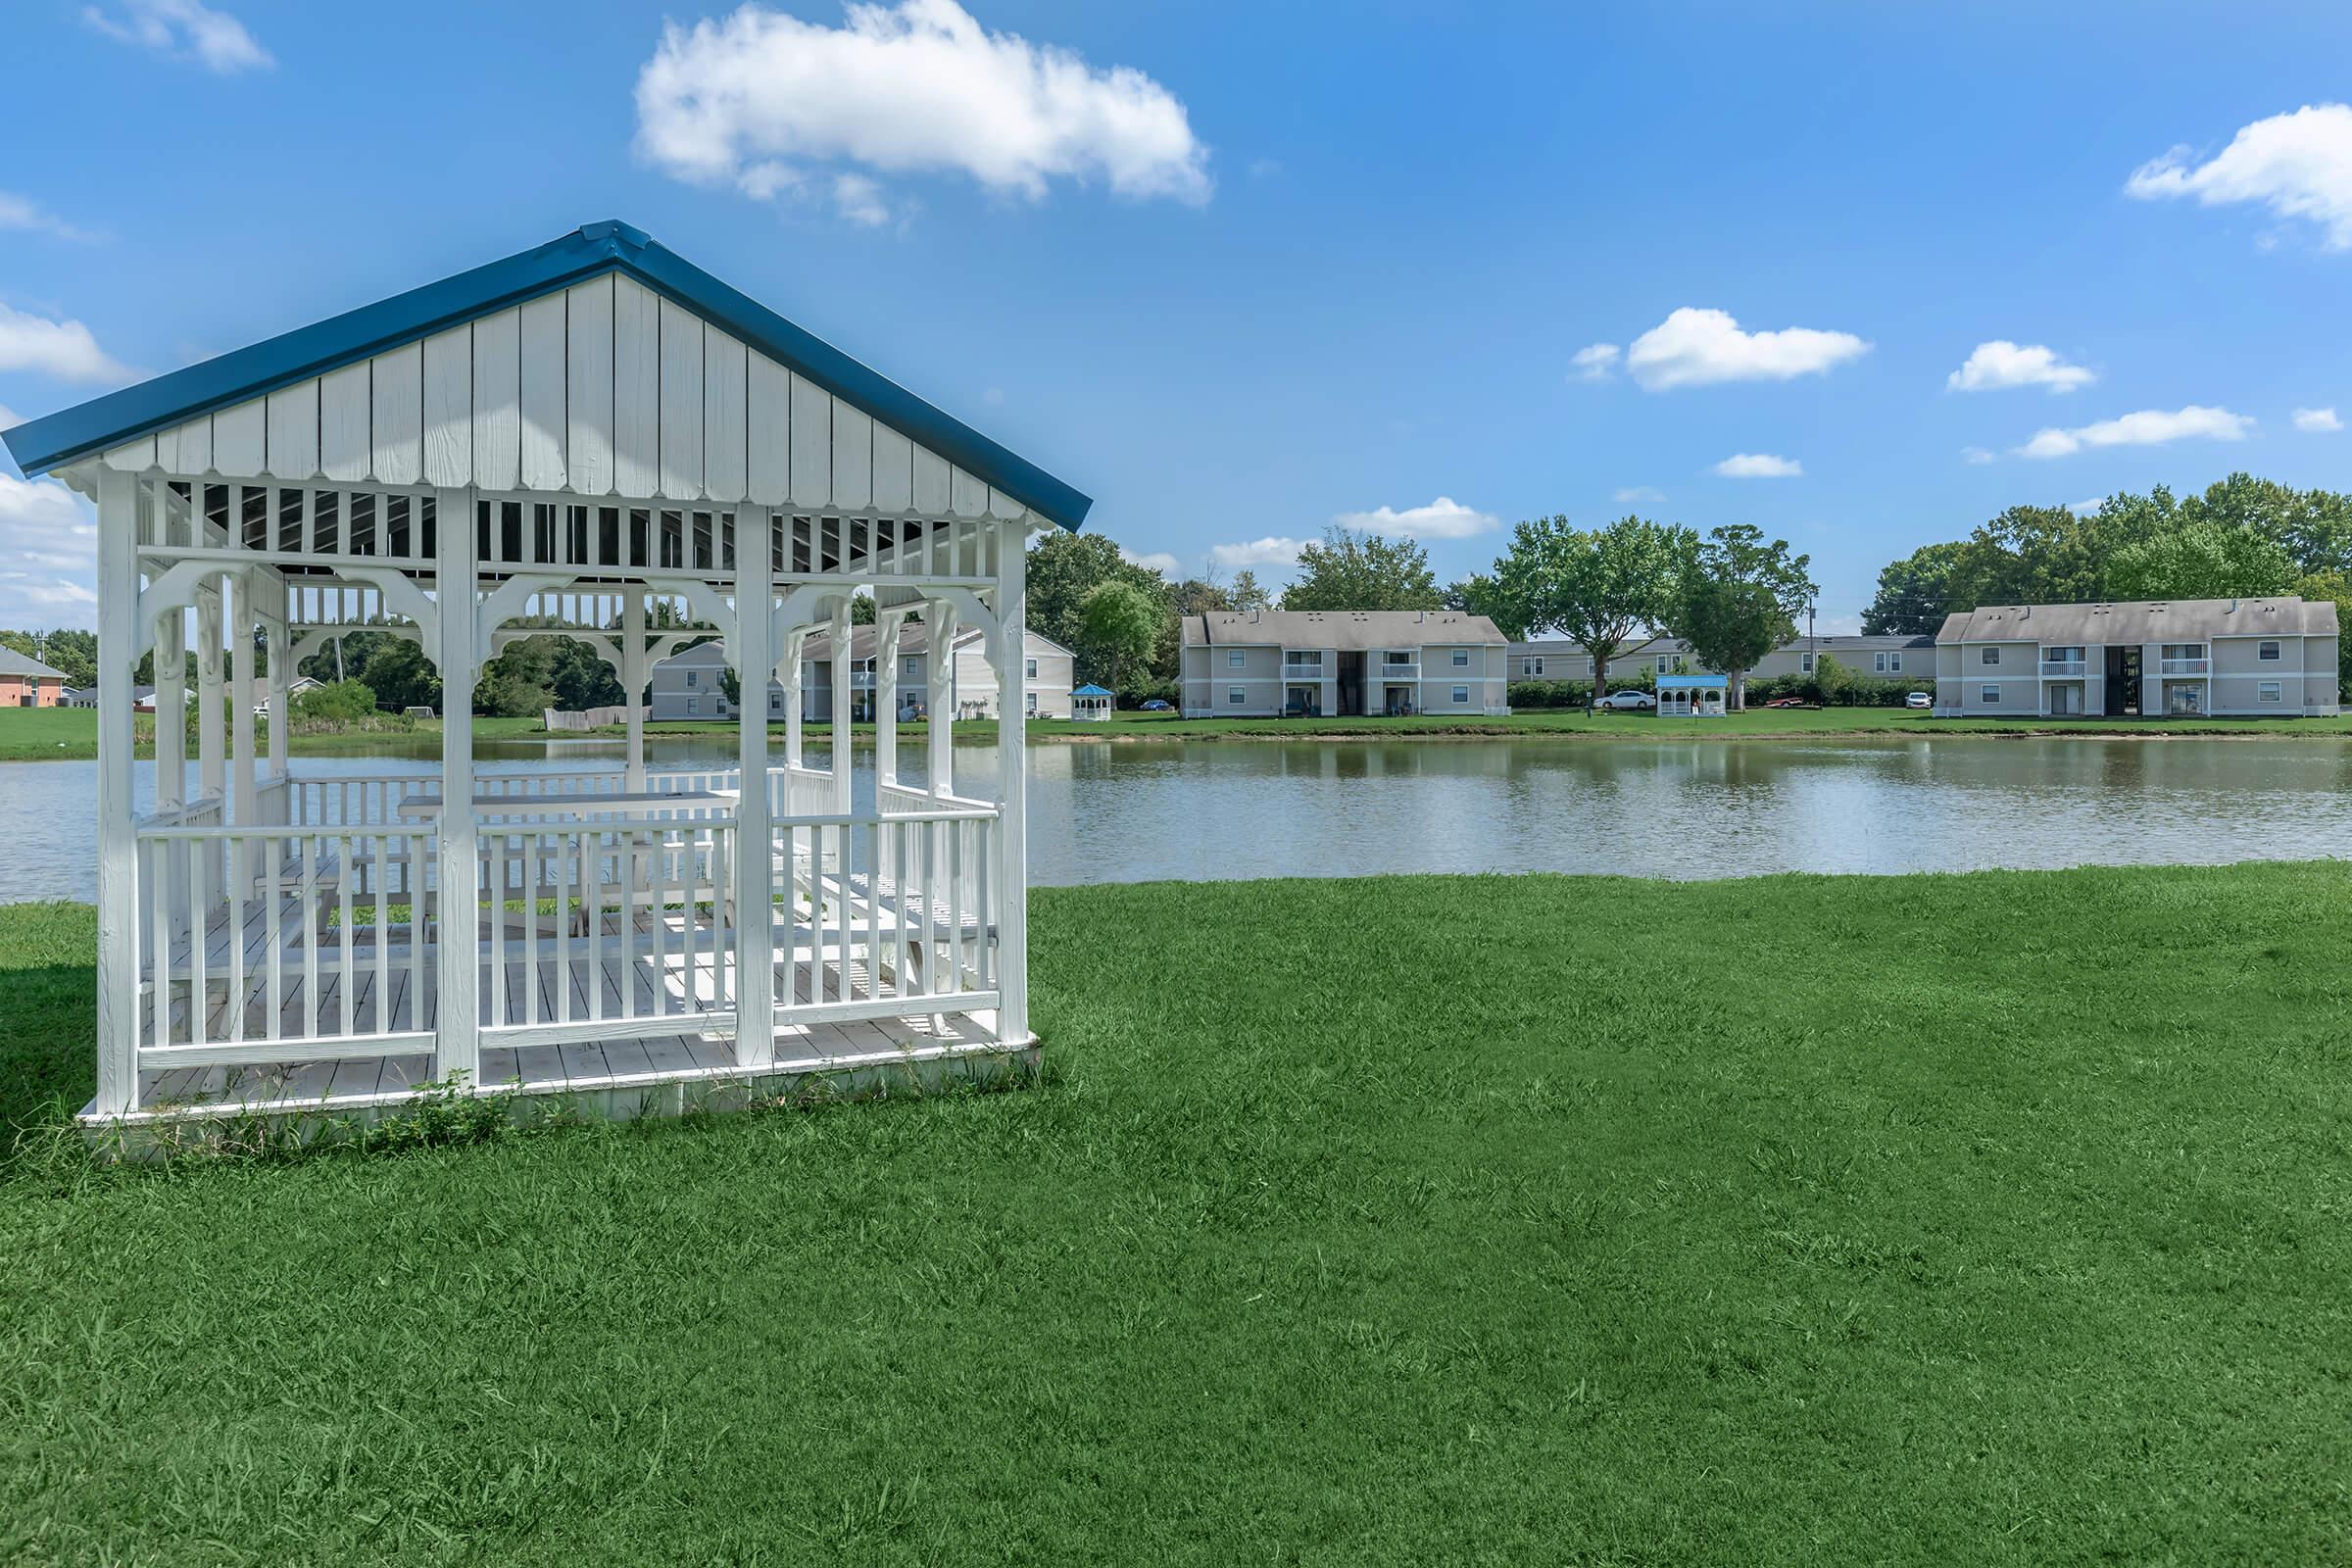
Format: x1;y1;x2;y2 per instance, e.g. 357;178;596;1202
0;194;98;243
2293;406;2342;432
2014;405;2253;460
0;473;99;628
1209;536;1303;569
1119;545;1180;575
1812;612;1864;637
0;302;137;384
2127;104;2352;250
2070;497;2106;515
635;0;1210;226
1331;495;1497;541
1612;485;1665;504
1713;453;1802;478
82;0;272;74
1961;446;1997;465
1569;343;1620;381
1947;340;2095;394
1624;307;1869;391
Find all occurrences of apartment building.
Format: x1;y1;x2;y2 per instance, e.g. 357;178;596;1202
648;623;1076;721
1181;610;1510;717
1934;596;2341;717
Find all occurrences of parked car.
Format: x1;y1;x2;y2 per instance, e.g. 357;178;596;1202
1905;691;1933;710
1141;699;1173;711
1592;690;1657;710
1763;696;1807;709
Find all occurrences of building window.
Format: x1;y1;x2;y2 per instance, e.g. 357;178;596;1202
1026;691;1039;714
1981;685;2000;704
2259;640;2282;662
1800;653;1815;673
1227;649;1246;668
905;656;922;679
1025;658;1038;678
2162;643;2206;662
2259;680;2282;702
769;692;781;710
1227;686;1246;706
1528;657;1544;677
685;669;698;687
1888;653;1901;672
685;696;699;715
1451;684;1470;705
1981;647;1999;666
1873;652;1888;673
1451;648;1470;667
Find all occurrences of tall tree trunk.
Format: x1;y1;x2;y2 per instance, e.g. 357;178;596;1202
1593;655;1610;703
1729;668;1747;710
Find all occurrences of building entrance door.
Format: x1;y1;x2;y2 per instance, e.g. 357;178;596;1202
2103;646;2139;715
1337;651;1366;715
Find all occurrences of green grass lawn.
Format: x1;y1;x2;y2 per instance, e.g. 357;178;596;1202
4;866;2350;1563
0;710;549;761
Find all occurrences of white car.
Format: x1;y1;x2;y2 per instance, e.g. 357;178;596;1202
1592;690;1658;710
1905;691;1933;710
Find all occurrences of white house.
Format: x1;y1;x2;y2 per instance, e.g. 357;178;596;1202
648;623;1074;721
1181;610;1511;717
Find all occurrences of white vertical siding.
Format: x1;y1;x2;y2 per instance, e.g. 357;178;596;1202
84;275;1063;526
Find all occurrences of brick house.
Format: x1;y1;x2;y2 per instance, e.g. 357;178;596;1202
0;647;69;708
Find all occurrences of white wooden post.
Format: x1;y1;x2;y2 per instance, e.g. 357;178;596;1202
266;583;289;786
197;584;223;805
94;469;140;1116
433;488;480;1084
875;611;904;789
734;519;776;1067
928;600;957;797
783;629;806;768
621;586;647;792
993;521;1028;1043
155;609;185;814
830;595;853;812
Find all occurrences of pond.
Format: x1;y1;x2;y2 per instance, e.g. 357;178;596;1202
4;732;2349;903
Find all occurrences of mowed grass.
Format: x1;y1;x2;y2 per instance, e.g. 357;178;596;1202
3;866;2350;1564
0;710;547;762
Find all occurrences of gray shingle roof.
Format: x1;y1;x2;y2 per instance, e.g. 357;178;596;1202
0;647;68;680
1185;610;1507;650
1936;596;2337;643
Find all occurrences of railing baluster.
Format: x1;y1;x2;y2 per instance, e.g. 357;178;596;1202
337;831;355;1038
521;824;540;1027
488;831;508;1029
300;834;318;1040
266;832;283;1040
373;831;390;1034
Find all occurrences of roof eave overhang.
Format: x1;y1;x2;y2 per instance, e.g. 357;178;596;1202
2;220;1092;530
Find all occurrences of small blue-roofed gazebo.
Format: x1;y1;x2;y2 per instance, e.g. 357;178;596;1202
1657;673;1728;716
1071;683;1114;721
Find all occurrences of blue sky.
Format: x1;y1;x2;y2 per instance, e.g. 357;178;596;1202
5;0;2352;630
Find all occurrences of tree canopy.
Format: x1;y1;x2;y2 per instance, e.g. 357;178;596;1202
1076;579;1164;701
1488;514;1692;694
1279;525;1442;612
1667;524;1817;707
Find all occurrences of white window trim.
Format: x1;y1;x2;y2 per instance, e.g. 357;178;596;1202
1451;683;1470;705
1981;684;2000;704
2259;640;2282;662
1450;649;1470;667
1227;686;1246;706
1227;649;1247;668
2259;680;2282;702
1981;647;1999;666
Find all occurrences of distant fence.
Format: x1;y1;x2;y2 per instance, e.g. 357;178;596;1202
542;705;638;733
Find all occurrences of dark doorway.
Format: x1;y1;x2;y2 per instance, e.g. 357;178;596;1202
2104;645;2140;715
1337;651;1367;715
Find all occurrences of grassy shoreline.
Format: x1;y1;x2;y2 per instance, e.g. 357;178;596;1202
9;705;2349;760
3;864;2348;1561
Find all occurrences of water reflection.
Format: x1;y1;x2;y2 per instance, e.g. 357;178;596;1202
4;732;2348;902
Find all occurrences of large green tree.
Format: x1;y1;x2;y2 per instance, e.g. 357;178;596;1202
1861;541;1967;635
1076;579;1164;702
1025;530;1173;684
2103;521;2298;602
1944;505;2108;611
1490;514;1691;698
1279;526;1442;612
1668;524;1817;710
1443;572;1527;638
2295;571;2352;699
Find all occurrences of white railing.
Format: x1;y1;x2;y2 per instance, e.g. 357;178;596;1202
767;804;1001;1027
2160;658;2210;675
479;815;738;1045
2039;660;2086;676
133;823;439;1069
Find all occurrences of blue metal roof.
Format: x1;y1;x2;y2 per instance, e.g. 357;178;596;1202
0;220;1092;529
1071;683;1114;696
1657;673;1729;689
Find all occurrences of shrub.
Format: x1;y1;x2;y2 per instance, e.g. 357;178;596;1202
292;679;379;722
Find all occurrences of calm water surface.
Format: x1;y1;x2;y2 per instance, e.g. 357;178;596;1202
4;733;2349;903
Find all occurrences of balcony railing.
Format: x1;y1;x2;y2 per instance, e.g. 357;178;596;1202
2160;658;2210;675
2038;660;2086;676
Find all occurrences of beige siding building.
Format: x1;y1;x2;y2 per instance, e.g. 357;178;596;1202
1934;596;2340;717
1508;632;1935;685
1182;610;1510;716
651;624;1074;721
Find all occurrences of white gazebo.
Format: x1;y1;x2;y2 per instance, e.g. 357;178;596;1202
5;220;1092;1131
1071;683;1114;721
